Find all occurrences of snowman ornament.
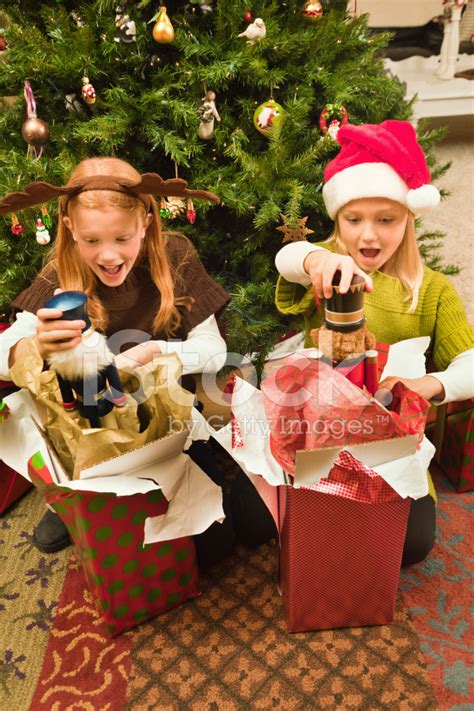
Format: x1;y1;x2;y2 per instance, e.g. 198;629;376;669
36;218;51;245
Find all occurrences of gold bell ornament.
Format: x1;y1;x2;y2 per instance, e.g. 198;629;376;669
152;6;175;44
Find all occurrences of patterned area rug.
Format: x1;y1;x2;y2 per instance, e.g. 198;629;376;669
400;468;474;709
0;466;472;710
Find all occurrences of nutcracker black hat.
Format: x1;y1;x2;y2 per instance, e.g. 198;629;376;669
44;291;91;332
323;272;366;333
0;173;220;216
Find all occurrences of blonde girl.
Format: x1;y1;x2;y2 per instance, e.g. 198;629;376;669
275;120;474;565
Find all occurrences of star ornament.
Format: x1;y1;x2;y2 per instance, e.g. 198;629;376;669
276;214;314;243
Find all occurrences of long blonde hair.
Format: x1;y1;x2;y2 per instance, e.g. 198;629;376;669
45;157;187;336
328;211;424;312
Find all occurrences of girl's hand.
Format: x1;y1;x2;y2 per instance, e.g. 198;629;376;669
304;249;373;299
34;289;85;359
115;341;161;371
378;375;445;402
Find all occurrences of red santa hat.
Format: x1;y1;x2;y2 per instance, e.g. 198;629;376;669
322;120;440;219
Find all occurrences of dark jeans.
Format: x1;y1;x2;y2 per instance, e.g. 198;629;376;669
187;441;236;571
401;494;436;567
188;443;277;568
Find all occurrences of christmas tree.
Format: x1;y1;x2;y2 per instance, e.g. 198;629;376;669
0;1;453;369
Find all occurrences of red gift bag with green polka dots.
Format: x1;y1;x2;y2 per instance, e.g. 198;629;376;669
438;406;474;492
28;452;200;637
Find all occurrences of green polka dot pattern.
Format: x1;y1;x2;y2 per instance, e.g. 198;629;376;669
157;543;173;557
161;568;176;582
95;526;113;542
134;608;149;621
88;495;109;513
108;580;124;594
118;532;135;548
27;452;200;638
439;407;474;492
123;559;140;574
142;563;158;577
101;554;119;569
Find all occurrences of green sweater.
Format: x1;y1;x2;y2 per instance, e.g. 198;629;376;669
275;244;474;371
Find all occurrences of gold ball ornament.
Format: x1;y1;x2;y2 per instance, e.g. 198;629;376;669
253;100;284;136
152;6;175;44
302;1;324;20
21;117;50;147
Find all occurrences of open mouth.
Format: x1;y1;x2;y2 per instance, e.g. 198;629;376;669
99;264;124;277
359;248;380;260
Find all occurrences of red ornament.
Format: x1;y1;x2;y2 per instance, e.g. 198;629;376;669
81;76;96;105
243;10;253;23
10;214;24;235
0;36;6;52
186;199;196;224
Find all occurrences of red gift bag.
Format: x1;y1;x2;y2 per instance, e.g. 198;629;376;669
0;323;33;512
28;451;200;636
0;323;15;394
425;398;474;492
438;405;474;492
279;451;411;632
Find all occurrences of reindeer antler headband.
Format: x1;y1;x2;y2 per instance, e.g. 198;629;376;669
0;173;220;215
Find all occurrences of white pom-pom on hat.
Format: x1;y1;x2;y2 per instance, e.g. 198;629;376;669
407;184;441;212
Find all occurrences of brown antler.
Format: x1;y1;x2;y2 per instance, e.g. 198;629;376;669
0;181;71;215
0;172;220;216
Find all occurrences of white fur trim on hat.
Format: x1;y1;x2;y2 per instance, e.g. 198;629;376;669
323;162;416;219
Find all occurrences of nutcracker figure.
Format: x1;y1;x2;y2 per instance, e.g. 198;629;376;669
45;291;126;428
310;272;379;395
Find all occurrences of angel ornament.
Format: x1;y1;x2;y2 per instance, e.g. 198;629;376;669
238;17;266;45
198;90;221;140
